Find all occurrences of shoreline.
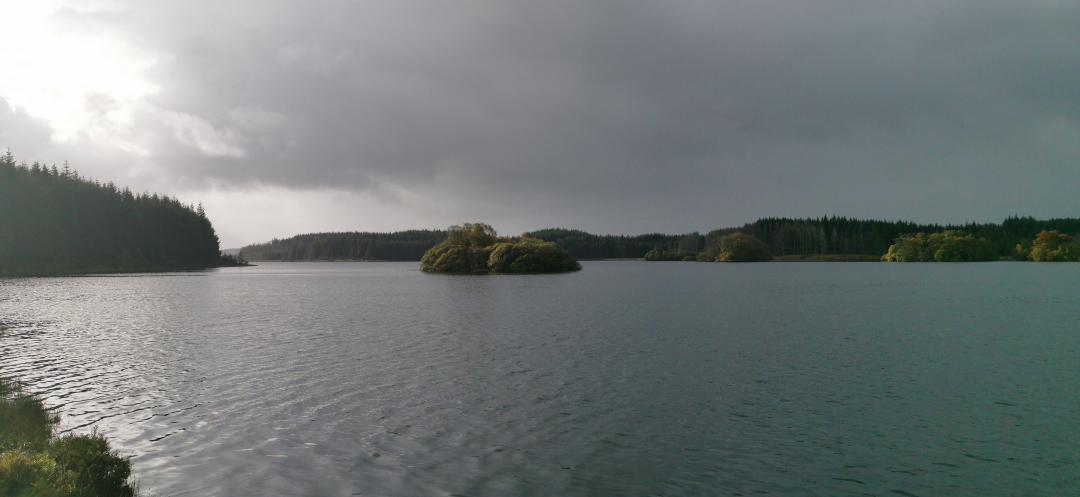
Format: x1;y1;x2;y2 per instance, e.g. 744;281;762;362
0;262;254;279
0;376;139;495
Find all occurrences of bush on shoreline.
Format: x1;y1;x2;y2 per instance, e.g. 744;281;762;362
0;377;136;497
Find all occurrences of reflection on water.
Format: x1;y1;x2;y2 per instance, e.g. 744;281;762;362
1;262;1079;496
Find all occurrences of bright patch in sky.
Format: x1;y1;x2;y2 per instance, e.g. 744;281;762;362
0;1;157;147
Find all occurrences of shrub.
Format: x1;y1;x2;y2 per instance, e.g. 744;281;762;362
0;378;136;497
49;434;134;497
1;381;57;452
0;450;71;497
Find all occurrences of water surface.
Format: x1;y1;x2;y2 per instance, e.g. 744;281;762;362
1;261;1078;496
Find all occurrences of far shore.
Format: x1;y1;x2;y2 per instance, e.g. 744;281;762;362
0;261;253;279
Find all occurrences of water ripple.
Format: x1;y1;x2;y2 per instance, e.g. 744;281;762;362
2;262;1079;496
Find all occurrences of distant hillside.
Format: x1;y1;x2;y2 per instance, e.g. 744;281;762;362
524;229;685;259
0;152;234;276
239;230;448;261
526;218;934;259
533;217;1080;260
243;216;1080;263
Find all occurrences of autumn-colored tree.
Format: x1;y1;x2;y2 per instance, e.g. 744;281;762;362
1028;230;1078;261
882;231;995;262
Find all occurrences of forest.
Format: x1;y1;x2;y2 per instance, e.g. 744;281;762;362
0;152;237;276
239;230;447;261
240;216;1080;263
534;216;1080;261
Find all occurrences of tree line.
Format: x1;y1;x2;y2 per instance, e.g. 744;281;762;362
239;230;447;261
0;152;235;276
534;216;1080;260
241;216;1080;262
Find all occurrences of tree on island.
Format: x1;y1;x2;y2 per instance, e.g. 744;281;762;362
420;223;581;274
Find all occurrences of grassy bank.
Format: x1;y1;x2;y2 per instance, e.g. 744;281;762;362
0;377;137;497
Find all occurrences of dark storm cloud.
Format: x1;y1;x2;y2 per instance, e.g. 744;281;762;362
11;1;1080;233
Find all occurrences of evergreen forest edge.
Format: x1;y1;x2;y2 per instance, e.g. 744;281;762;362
240;217;1080;263
0;152;245;277
5;152;1080;275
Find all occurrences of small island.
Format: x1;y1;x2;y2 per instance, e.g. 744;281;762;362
420;223;581;274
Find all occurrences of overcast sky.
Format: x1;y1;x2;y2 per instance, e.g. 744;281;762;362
2;1;1078;247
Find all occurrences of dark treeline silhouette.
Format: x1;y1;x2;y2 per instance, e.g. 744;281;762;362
239;230;448;261
0;152;233;276
533;217;1080;259
529;219;917;259
742;216;1080;257
525;229;686;259
241;216;1080;262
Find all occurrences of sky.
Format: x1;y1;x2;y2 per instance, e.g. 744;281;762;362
1;0;1078;247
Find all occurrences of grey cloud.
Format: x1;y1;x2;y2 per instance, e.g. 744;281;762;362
0;100;54;158
11;1;1080;234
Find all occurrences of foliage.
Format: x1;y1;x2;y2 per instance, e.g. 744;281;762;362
0;152;231;276
488;237;583;273
0;378;136;497
48;434;134;497
882;231;996;262
420;224;580;274
1028;230;1080;262
0;450;69;497
715;233;773;262
0;391;55;453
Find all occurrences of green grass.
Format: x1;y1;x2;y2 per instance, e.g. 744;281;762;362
0;377;137;497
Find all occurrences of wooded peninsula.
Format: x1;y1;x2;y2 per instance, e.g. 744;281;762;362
0;153;244;277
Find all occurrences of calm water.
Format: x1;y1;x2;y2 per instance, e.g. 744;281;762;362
1;261;1078;496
